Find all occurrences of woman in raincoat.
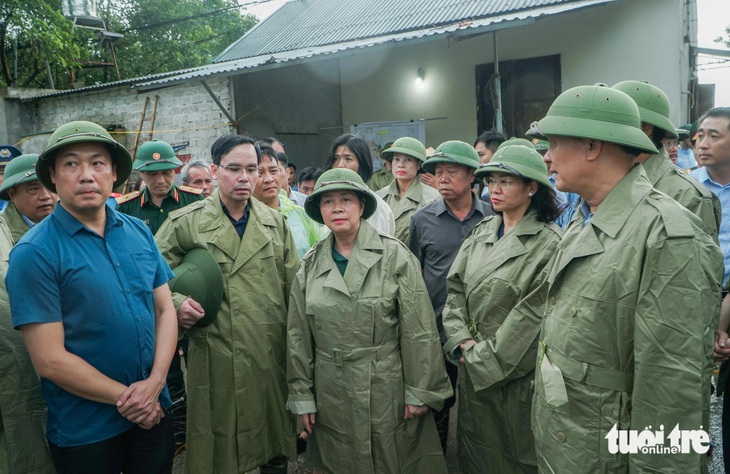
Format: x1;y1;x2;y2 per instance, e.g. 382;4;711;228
286;168;452;474
376;137;440;243
323;134;396;236
442;143;562;473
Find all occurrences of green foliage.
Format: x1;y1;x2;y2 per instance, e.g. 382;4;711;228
0;0;257;89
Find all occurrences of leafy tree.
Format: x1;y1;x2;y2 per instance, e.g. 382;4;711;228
1;0;257;89
0;0;80;87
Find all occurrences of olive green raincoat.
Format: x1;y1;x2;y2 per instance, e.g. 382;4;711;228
533;166;723;473
155;192;299;473
287;220;452;473
442;211;561;474
2;203;32;244
0;216;55;473
641;148;721;239
377;179;440;243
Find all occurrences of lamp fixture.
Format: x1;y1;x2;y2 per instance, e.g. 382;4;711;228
415;68;425;85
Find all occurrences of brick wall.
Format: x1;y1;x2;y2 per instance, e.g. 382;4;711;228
24;77;235;164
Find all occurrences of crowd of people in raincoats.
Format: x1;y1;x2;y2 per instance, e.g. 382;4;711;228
1;79;730;474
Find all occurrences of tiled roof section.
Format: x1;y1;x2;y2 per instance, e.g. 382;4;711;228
215;0;583;63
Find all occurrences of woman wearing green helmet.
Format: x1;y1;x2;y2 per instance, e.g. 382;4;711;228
287;168;452;473
442;143;562;474
376;137;440;243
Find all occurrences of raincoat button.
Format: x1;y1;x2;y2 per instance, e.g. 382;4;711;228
484;285;491;292
555;432;566;443
549;296;556;305
569;307;577;317
650;192;662;200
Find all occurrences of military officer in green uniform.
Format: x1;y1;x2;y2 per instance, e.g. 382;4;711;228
116;139;203;235
613;80;721;240
530;84;723;473
0;154;57;244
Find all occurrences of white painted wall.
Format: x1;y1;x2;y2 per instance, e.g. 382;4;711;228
340;0;688;147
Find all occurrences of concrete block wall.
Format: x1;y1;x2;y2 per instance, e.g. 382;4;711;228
24;77;235;165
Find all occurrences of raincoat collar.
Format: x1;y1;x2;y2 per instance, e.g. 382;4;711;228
580;164;651;240
315;219;383;298
202;190;278;272
383;179;424;218
477;211;544;273
140;185;179;207
639;148;673;187
550;165;651;279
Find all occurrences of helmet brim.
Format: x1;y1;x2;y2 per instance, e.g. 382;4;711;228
536;115;658;155
304;182;377;225
38;134;132;193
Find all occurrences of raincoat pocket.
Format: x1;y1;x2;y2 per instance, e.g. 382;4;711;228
540;351;569;408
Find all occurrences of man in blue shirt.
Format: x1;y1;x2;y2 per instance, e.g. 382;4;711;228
691;108;730;287
6;121;178;473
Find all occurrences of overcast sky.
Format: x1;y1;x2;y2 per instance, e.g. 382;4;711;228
245;0;730;107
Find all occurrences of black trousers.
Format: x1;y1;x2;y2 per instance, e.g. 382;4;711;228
433;358;459;451
48;414;174;474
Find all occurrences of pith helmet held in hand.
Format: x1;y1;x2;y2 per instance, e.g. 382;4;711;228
475;144;552;189
612;80;678;139
421;140;480;174
38;121;132;193
304;168;377;225
528;84;658;155
134;139;183;172
0;154;41;200
380;137;427;163
168;248;224;328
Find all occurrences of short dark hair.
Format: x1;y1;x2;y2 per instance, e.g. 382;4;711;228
324;134;373;181
287;163;296;172
260;136;285;149
298;166;323;184
647;123;666;149
275;151;289;167
699;107;730;130
258;145;279;165
475;129;508;152
211;135;260;165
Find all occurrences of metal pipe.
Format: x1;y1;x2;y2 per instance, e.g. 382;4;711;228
493;31;503;133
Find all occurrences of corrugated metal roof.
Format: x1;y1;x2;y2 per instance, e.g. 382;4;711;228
23;70;190;101
215;0;598;63
135;0;618;90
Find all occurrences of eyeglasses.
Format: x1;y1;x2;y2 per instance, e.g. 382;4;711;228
662;139;679;149
485;177;517;189
218;164;259;176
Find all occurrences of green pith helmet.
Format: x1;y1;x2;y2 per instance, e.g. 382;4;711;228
612;80;678;139
497;138;535;151
38;121;132;193
168;248;224;328
421;140;480;174
475;144;552;189
133;139;183;172
676;128;690;140
0;154;41;200
304;168;377;225
528;84;658;155
530;137;549;153
380;137;427;163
